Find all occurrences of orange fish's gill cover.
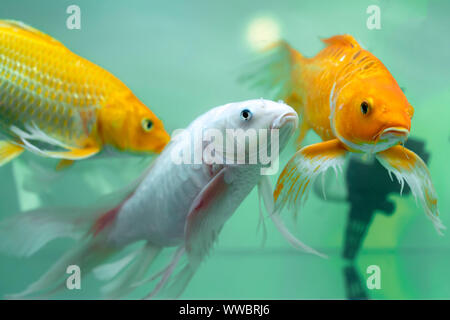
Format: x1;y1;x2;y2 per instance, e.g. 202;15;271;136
244;34;443;237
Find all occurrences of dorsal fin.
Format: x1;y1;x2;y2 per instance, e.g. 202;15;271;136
321;34;360;49
0;20;63;46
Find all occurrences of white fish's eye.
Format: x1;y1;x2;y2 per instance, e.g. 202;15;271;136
240;109;252;121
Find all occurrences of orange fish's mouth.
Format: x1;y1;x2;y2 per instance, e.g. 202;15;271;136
377;126;410;141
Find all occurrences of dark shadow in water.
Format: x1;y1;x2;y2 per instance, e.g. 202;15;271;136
343;264;369;300
343;138;430;260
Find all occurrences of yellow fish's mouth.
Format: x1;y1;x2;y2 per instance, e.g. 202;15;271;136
151;132;171;153
154;141;169;153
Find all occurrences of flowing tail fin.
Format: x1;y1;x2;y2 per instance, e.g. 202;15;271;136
239;40;309;145
0;200;134;299
0;158;171;299
240;40;303;102
0;200;171;299
94;242;162;299
0;206;104;258
7;237;114;299
0;166;144;258
0;207;107;298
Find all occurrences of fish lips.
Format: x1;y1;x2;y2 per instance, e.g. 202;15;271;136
269;112;298;149
271;112;299;132
378;126;410;143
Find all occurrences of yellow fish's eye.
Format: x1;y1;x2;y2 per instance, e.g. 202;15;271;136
141;118;153;132
360;101;370;115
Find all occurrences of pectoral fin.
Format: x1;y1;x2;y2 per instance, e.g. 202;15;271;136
10;123;100;161
46;146;100;160
144;168;231;299
258;176;326;258
185;167;230;265
0;141;24;166
56;159;75;171
376;145;445;234
274;139;347;215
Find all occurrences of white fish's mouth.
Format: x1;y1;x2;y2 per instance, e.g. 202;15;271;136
271;112;298;131
270;112;298;150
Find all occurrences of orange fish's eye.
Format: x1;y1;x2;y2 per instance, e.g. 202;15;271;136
408;105;414;119
360;101;370;115
141;118;153;132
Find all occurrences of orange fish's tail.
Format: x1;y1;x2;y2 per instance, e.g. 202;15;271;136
240;40;308;145
240;40;304;103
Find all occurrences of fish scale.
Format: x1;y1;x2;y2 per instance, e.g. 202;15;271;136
0;29;108;146
0;20;170;167
246;34;443;239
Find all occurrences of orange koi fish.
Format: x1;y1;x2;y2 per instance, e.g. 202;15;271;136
245;35;444;234
0;20;170;169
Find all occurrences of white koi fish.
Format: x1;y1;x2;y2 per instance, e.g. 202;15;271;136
0;99;321;299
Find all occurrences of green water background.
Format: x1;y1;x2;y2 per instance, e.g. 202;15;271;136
0;0;449;299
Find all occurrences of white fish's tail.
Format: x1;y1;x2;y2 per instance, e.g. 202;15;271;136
0;202;122;299
136;246;198;300
0;203;167;299
159;263;196;299
97;245;199;300
93;242;162;299
0;159;173;299
0;206;102;258
0;203;188;299
6;238;113;299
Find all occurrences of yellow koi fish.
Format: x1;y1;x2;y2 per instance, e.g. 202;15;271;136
245;35;444;234
0;20;170;169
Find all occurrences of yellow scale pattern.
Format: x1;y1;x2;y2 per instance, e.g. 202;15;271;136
0;24;123;148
